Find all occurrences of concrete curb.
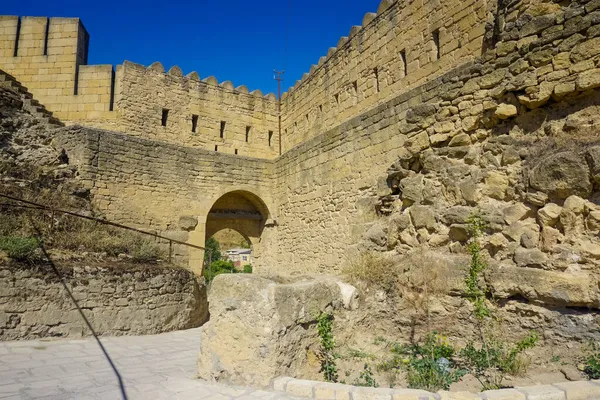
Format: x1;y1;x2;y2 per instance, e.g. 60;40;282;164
272;377;600;400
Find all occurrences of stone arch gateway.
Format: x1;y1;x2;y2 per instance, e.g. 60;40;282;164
188;189;273;274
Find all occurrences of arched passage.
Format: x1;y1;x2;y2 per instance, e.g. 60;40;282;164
187;190;272;274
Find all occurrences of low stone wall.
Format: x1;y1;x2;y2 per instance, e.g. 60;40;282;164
273;377;600;400
0;261;208;340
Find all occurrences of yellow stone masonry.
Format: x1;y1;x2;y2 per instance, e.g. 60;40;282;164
0;0;490;159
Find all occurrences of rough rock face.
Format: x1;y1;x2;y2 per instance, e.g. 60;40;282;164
362;0;600;327
197;274;354;388
369;123;600;319
355;0;600;346
0;262;208;340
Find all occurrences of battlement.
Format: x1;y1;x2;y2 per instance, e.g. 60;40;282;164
117;60;277;103
0;0;493;159
280;0;490;151
0;15;280;158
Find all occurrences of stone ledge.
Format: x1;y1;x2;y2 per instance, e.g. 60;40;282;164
273;377;600;400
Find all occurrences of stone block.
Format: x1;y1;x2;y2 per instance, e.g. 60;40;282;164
515;384;565;400
494;104;517;119
481;389;525;400
576;68;600;91
437;391;480;400
314;382;352;400
553;380;600;399
286;379;316;398
273;376;293;392
391;388;437;399
353;387;393;400
553;82;575;98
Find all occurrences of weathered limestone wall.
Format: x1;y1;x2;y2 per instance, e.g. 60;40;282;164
0;16;114;121
280;0;490;152
0;262;208;340
54;126;276;273
84;61;280;158
271;0;600;277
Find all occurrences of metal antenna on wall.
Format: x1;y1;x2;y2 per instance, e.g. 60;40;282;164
274;70;284;156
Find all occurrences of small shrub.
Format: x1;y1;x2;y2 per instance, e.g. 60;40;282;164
583;341;600;379
373;336;386;346
347;348;374;359
203;260;237;283
317;313;338;383
504;353;531;377
459;332;538;390
130;239;163;263
242;264;252;273
353;364;378;387
0;236;41;261
379;333;465;391
459;214;538;390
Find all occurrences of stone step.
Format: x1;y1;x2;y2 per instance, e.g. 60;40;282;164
0;73;16;82
23;98;40;107
0;68;63;125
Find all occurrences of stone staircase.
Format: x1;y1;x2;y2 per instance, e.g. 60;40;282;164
0;69;64;126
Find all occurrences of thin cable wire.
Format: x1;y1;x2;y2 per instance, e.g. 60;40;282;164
28;215;128;400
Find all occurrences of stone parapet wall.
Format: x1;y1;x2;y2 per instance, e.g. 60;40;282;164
0;262;208;341
85;60;280;158
273;377;600;400
280;0;489;152
0;16;280;158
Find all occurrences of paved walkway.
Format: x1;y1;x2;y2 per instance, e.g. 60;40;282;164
0;328;299;400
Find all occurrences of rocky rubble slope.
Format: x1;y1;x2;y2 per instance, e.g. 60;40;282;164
356;0;600;346
0;72;89;206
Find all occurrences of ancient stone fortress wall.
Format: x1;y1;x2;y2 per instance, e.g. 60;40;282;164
54;126;277;273
272;0;600;286
280;0;490;152
91;60;280;158
0;16;280;158
0;262;208;340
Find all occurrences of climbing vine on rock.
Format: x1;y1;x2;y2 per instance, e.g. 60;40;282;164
316;313;338;383
459;214;538;390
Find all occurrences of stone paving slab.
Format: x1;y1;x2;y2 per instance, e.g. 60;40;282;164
0;328;301;400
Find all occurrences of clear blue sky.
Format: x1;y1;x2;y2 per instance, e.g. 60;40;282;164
4;0;382;94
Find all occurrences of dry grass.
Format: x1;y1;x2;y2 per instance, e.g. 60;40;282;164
0;180;165;263
344;248;451;295
344;251;397;292
398;249;452;329
504;353;532;377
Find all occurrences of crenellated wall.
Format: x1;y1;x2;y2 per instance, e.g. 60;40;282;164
0;16;114;120
270;0;600;273
279;0;490;152
84;61;280;158
4;0;600;280
0;16;280;158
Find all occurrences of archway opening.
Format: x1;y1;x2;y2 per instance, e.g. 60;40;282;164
205;228;252;268
203;190;270;277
